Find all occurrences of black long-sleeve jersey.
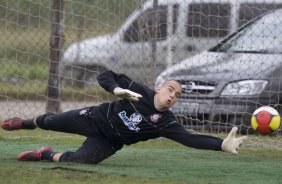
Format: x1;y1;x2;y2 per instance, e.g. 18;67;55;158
94;71;223;151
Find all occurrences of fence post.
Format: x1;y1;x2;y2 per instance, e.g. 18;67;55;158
150;0;158;83
46;0;64;113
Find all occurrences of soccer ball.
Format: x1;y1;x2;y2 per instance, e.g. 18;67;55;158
251;106;281;134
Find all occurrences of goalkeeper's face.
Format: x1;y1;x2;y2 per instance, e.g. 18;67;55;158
155;80;182;111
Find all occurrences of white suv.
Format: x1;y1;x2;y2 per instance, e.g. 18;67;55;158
60;0;282;86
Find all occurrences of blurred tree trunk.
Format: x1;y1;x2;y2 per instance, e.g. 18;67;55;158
46;0;64;113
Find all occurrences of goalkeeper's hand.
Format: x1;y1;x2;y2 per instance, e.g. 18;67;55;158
113;87;142;102
221;127;248;154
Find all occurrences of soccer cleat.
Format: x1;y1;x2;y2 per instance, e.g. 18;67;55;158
1;117;25;131
18;146;53;161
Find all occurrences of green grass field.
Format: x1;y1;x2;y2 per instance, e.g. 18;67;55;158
1;129;282;184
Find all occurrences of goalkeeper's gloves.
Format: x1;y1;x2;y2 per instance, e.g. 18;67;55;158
221;127;248;154
113;87;142;102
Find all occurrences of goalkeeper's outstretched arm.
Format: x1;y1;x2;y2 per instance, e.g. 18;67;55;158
96;70;142;102
161;124;247;154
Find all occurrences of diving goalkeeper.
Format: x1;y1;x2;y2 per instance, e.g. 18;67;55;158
1;70;247;164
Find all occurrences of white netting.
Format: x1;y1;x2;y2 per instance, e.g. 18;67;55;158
0;0;282;149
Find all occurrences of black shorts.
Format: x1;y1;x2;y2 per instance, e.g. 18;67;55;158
36;107;123;164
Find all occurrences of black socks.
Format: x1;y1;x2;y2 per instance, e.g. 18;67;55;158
23;119;36;129
41;150;56;161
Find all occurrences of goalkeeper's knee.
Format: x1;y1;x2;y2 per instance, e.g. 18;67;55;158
34;113;55;130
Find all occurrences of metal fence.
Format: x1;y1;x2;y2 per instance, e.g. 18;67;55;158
1;0;282;133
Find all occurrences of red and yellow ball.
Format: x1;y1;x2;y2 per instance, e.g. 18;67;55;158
251;106;281;134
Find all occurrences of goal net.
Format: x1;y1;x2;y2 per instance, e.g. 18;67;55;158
0;0;282;149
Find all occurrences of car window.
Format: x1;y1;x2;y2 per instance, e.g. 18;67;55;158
238;3;282;27
216;10;282;53
123;4;179;43
186;3;230;38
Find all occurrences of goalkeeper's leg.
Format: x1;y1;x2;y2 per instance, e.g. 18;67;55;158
58;136;123;164
18;136;123;164
1;107;99;137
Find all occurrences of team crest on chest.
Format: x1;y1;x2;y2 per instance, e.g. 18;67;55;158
150;113;162;123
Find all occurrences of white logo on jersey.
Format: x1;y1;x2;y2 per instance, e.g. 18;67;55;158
130;113;142;123
150;113;162;123
118;111;142;132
